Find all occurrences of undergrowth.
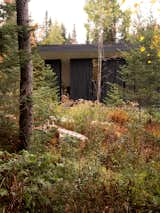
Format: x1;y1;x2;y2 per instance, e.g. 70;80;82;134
0;103;160;212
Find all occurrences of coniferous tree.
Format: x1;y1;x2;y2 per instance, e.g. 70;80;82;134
120;22;160;108
71;24;77;44
85;20;91;44
41;21;65;44
0;0;28;151
0;1;19;147
66;33;72;44
61;23;67;44
48;17;52;28
43;11;52;40
0;1;59;151
32;51;59;127
104;83;124;106
44;10;49;39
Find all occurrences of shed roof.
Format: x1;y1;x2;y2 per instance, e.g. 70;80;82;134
38;43;130;60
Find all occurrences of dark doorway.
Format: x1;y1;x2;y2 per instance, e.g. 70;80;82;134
45;59;62;97
101;58;125;100
70;59;93;100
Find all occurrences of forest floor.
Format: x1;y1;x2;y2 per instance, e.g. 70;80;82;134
0;102;160;212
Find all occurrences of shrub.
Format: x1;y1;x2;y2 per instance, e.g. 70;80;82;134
1;104;160;212
104;83;125;106
108;109;129;125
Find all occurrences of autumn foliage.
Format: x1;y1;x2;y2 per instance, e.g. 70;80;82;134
108;109;129;125
1;102;160;212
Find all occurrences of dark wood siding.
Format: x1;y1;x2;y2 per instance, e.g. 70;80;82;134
70;59;93;100
45;59;62;97
101;58;125;100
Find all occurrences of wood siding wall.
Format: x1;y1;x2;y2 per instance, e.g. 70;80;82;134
70;59;93;100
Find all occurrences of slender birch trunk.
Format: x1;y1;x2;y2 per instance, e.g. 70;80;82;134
97;27;103;102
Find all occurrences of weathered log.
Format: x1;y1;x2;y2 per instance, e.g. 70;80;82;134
35;121;88;142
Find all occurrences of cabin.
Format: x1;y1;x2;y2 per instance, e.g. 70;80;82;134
38;44;129;101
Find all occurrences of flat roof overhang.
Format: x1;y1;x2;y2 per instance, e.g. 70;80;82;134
38;43;130;60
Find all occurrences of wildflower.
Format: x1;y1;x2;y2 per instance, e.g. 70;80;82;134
147;53;150;57
147;60;152;64
140;46;146;52
139;36;144;41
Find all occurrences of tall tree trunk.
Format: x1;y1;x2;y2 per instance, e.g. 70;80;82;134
16;0;33;149
97;28;103;102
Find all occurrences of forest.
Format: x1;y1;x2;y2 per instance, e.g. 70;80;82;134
0;0;160;212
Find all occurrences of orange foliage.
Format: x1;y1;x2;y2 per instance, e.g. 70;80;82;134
0;55;4;63
49;131;59;147
90;121;128;147
4;0;14;3
145;122;160;138
30;31;37;47
114;125;128;137
108;109;129;125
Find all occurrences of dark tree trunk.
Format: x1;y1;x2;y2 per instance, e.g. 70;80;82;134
16;0;33;150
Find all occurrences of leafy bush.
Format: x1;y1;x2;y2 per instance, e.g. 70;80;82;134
0;150;66;212
1;104;160;212
107;108;129;125
1;123;160;212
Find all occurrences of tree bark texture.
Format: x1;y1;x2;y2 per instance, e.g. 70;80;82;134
16;0;33;149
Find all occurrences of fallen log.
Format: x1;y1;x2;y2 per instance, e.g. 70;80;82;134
34;121;88;142
56;125;88;142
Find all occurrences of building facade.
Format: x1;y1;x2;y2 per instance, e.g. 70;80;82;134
38;44;128;100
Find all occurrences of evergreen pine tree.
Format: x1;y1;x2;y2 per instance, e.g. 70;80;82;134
71;24;77;44
66;33;72;44
61;23;67;44
0;0;19;150
104;83;124;106
41;21;65;44
0;1;59;150
121;22;160;108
